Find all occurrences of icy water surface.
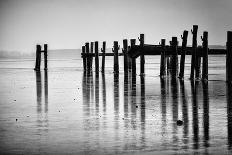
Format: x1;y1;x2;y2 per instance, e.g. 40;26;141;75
0;55;232;154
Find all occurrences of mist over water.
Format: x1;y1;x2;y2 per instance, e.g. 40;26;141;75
0;52;231;154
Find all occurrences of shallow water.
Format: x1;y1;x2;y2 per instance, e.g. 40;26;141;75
0;55;232;154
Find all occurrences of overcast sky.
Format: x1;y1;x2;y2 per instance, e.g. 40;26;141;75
0;0;231;53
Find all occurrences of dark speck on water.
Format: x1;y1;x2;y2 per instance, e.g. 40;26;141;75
177;120;183;126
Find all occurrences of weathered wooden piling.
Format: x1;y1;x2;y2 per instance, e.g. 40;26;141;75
113;41;119;73
190;25;198;79
160;39;166;77
179;30;188;78
101;41;106;73
123;39;128;73
85;43;91;71
82;46;86;71
227;31;232;82
95;41;99;73
195;50;201;79
202;31;208;80
131;39;136;75
171;37;178;77
44;44;48;70
34;45;41;71
90;42;94;70
139;34;145;75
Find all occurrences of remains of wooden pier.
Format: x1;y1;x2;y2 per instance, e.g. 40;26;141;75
81;25;232;82
33;25;232;82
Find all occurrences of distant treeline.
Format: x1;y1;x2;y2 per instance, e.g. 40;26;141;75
0;45;226;59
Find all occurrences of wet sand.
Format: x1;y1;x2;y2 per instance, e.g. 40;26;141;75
0;55;232;154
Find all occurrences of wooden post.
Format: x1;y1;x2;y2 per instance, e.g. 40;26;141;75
113;41;119;73
160;39;166;77
171;37;178;77
82;46;86;71
131;39;136;76
101;41;106;73
44;44;48;70
90;42;94;70
95;41;99;73
85;42;90;71
190;25;198;79
227;31;232;82
34;45;41;71
123;39;128;73
139;34;145;75
195;49;201;79
179;30;188;78
202;31;208;81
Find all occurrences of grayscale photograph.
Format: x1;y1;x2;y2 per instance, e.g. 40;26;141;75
0;0;232;154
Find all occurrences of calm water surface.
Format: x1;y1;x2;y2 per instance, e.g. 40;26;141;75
0;54;231;154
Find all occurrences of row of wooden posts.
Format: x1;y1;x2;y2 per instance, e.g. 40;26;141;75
81;25;232;82
34;44;48;71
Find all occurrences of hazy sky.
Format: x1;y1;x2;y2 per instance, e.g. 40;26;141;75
0;0;231;53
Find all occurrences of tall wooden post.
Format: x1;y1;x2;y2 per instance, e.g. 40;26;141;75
34;45;41;71
85;42;90;71
227;31;232;83
171;37;178;77
190;25;198;79
160;39;166;77
82;46;86;71
113;41;119;73
95;41;99;73
139;34;145;75
195;49;201;79
179;30;188;78
101;41;106;73
131;39;136;76
44;44;48;70
123;39;128;73
90;42;94;70
202;31;208;81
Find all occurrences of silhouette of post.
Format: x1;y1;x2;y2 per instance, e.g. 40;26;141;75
101;41;106;73
131;39;136;76
202;31;208;80
82;46;86;71
171;37;178;77
123;39;128;73
44;44;48;70
85;42;90;71
179;30;188;78
139;34;145;75
34;45;41;71
190;25;198;79
113;41;119;73
95;41;99;73
227;31;232;82
160;39;166;77
195;48;201;79
44;70;48;112
90;42;94;70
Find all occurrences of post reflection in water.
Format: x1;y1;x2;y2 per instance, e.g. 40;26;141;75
140;76;146;148
36;71;42;113
35;70;49;131
124;73;129;127
171;77;179;147
227;83;232;150
80;69;232;153
191;80;199;149
179;79;189;149
202;82;209;148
